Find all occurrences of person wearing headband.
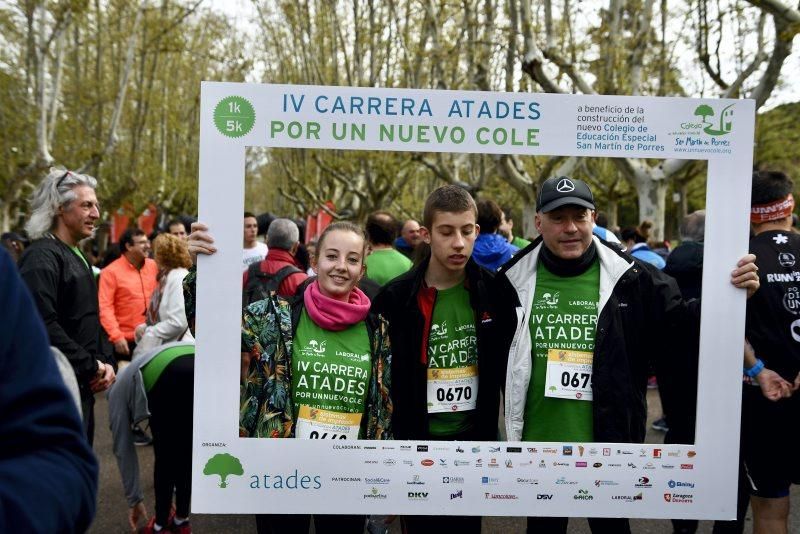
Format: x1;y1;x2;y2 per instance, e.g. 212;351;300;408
741;170;800;534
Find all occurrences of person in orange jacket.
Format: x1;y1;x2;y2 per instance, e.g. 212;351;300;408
99;228;158;362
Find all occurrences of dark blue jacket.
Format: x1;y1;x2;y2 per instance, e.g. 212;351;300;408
472;233;519;271
393;236;413;258
0;248;98;532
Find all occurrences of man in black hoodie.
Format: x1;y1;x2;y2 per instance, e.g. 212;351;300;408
18;168;116;443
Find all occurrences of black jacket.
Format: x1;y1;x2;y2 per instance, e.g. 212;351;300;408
18;236;109;398
499;236;699;443
663;240;704;300
372;257;508;440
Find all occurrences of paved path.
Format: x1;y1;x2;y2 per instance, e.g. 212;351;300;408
88;390;797;532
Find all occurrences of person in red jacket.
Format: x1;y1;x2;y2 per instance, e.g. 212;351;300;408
242;218;308;300
99;228;158;361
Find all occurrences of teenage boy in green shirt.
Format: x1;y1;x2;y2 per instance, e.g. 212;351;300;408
374;185;509;534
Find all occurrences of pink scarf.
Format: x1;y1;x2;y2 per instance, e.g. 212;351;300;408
304;280;371;331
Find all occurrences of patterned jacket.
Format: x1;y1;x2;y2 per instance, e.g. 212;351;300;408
240;290;392;439
184;269;392;440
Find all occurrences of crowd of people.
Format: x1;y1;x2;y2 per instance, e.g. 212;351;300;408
3;165;798;534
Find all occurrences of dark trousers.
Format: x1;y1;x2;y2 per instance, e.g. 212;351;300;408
114;339;137;362
527;516;630;533
403;514;481;533
255;514;365;533
81;395;95;446
147;356;194;526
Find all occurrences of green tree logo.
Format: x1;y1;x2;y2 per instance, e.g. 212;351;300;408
693;104;714;124
203;453;244;488
692;103;734;136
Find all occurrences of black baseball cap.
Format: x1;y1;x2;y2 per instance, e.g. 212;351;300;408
536;176;596;213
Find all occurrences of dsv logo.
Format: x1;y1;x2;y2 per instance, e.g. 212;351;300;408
537;494;553;500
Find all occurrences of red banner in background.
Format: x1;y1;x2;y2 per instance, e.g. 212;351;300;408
110;207;131;243
137;204;158;236
305;201;335;244
110;204;158;242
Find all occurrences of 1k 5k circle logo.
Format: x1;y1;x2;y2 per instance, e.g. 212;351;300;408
214;96;255;138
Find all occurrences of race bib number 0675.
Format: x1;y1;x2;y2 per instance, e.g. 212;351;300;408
544;349;593;401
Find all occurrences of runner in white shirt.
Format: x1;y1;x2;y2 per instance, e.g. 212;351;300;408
242;212;268;272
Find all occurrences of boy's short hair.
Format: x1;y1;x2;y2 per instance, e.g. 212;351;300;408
422;185;478;228
752;171;794;206
365;211;399;246
477;199;503;233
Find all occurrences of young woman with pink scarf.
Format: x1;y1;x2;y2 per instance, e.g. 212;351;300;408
185;221;392;534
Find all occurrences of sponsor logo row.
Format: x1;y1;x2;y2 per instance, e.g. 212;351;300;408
364;456;695;471
361;487;695;503
335;475;696;490
337;444;696;460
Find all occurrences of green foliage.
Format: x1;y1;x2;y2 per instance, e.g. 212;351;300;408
203;453;244;488
0;1;251;230
755;103;800;182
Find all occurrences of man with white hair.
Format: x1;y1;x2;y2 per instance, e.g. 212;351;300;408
18;168;116;444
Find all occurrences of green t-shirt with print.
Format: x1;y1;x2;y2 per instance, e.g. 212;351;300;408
427;283;478;437
522;258;600;442
292;309;372;439
365;248;413;286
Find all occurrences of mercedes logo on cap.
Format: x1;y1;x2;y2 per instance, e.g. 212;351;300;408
556;178;575;193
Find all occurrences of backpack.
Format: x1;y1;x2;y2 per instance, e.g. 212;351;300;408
242;262;302;308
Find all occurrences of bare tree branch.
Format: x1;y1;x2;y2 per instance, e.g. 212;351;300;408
746;0;800;23
518;0;564;93
77;2;146;173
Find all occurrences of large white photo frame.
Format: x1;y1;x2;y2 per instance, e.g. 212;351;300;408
193;82;754;519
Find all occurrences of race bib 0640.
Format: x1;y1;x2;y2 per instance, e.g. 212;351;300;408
295;405;362;440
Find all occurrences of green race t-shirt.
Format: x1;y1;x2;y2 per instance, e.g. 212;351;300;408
522;258;600;442
292;309;372;440
365;248;413;285
427;283;478;437
511;236;531;249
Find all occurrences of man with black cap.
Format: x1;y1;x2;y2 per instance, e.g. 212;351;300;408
497;176;760;534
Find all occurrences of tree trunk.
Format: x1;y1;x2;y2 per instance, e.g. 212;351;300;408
606;199;619;231
521;202;537;240
636;179;667;241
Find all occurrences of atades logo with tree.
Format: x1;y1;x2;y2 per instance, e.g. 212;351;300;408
204;453;244;488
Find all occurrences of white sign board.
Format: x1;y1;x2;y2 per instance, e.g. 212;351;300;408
193;82;754;519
